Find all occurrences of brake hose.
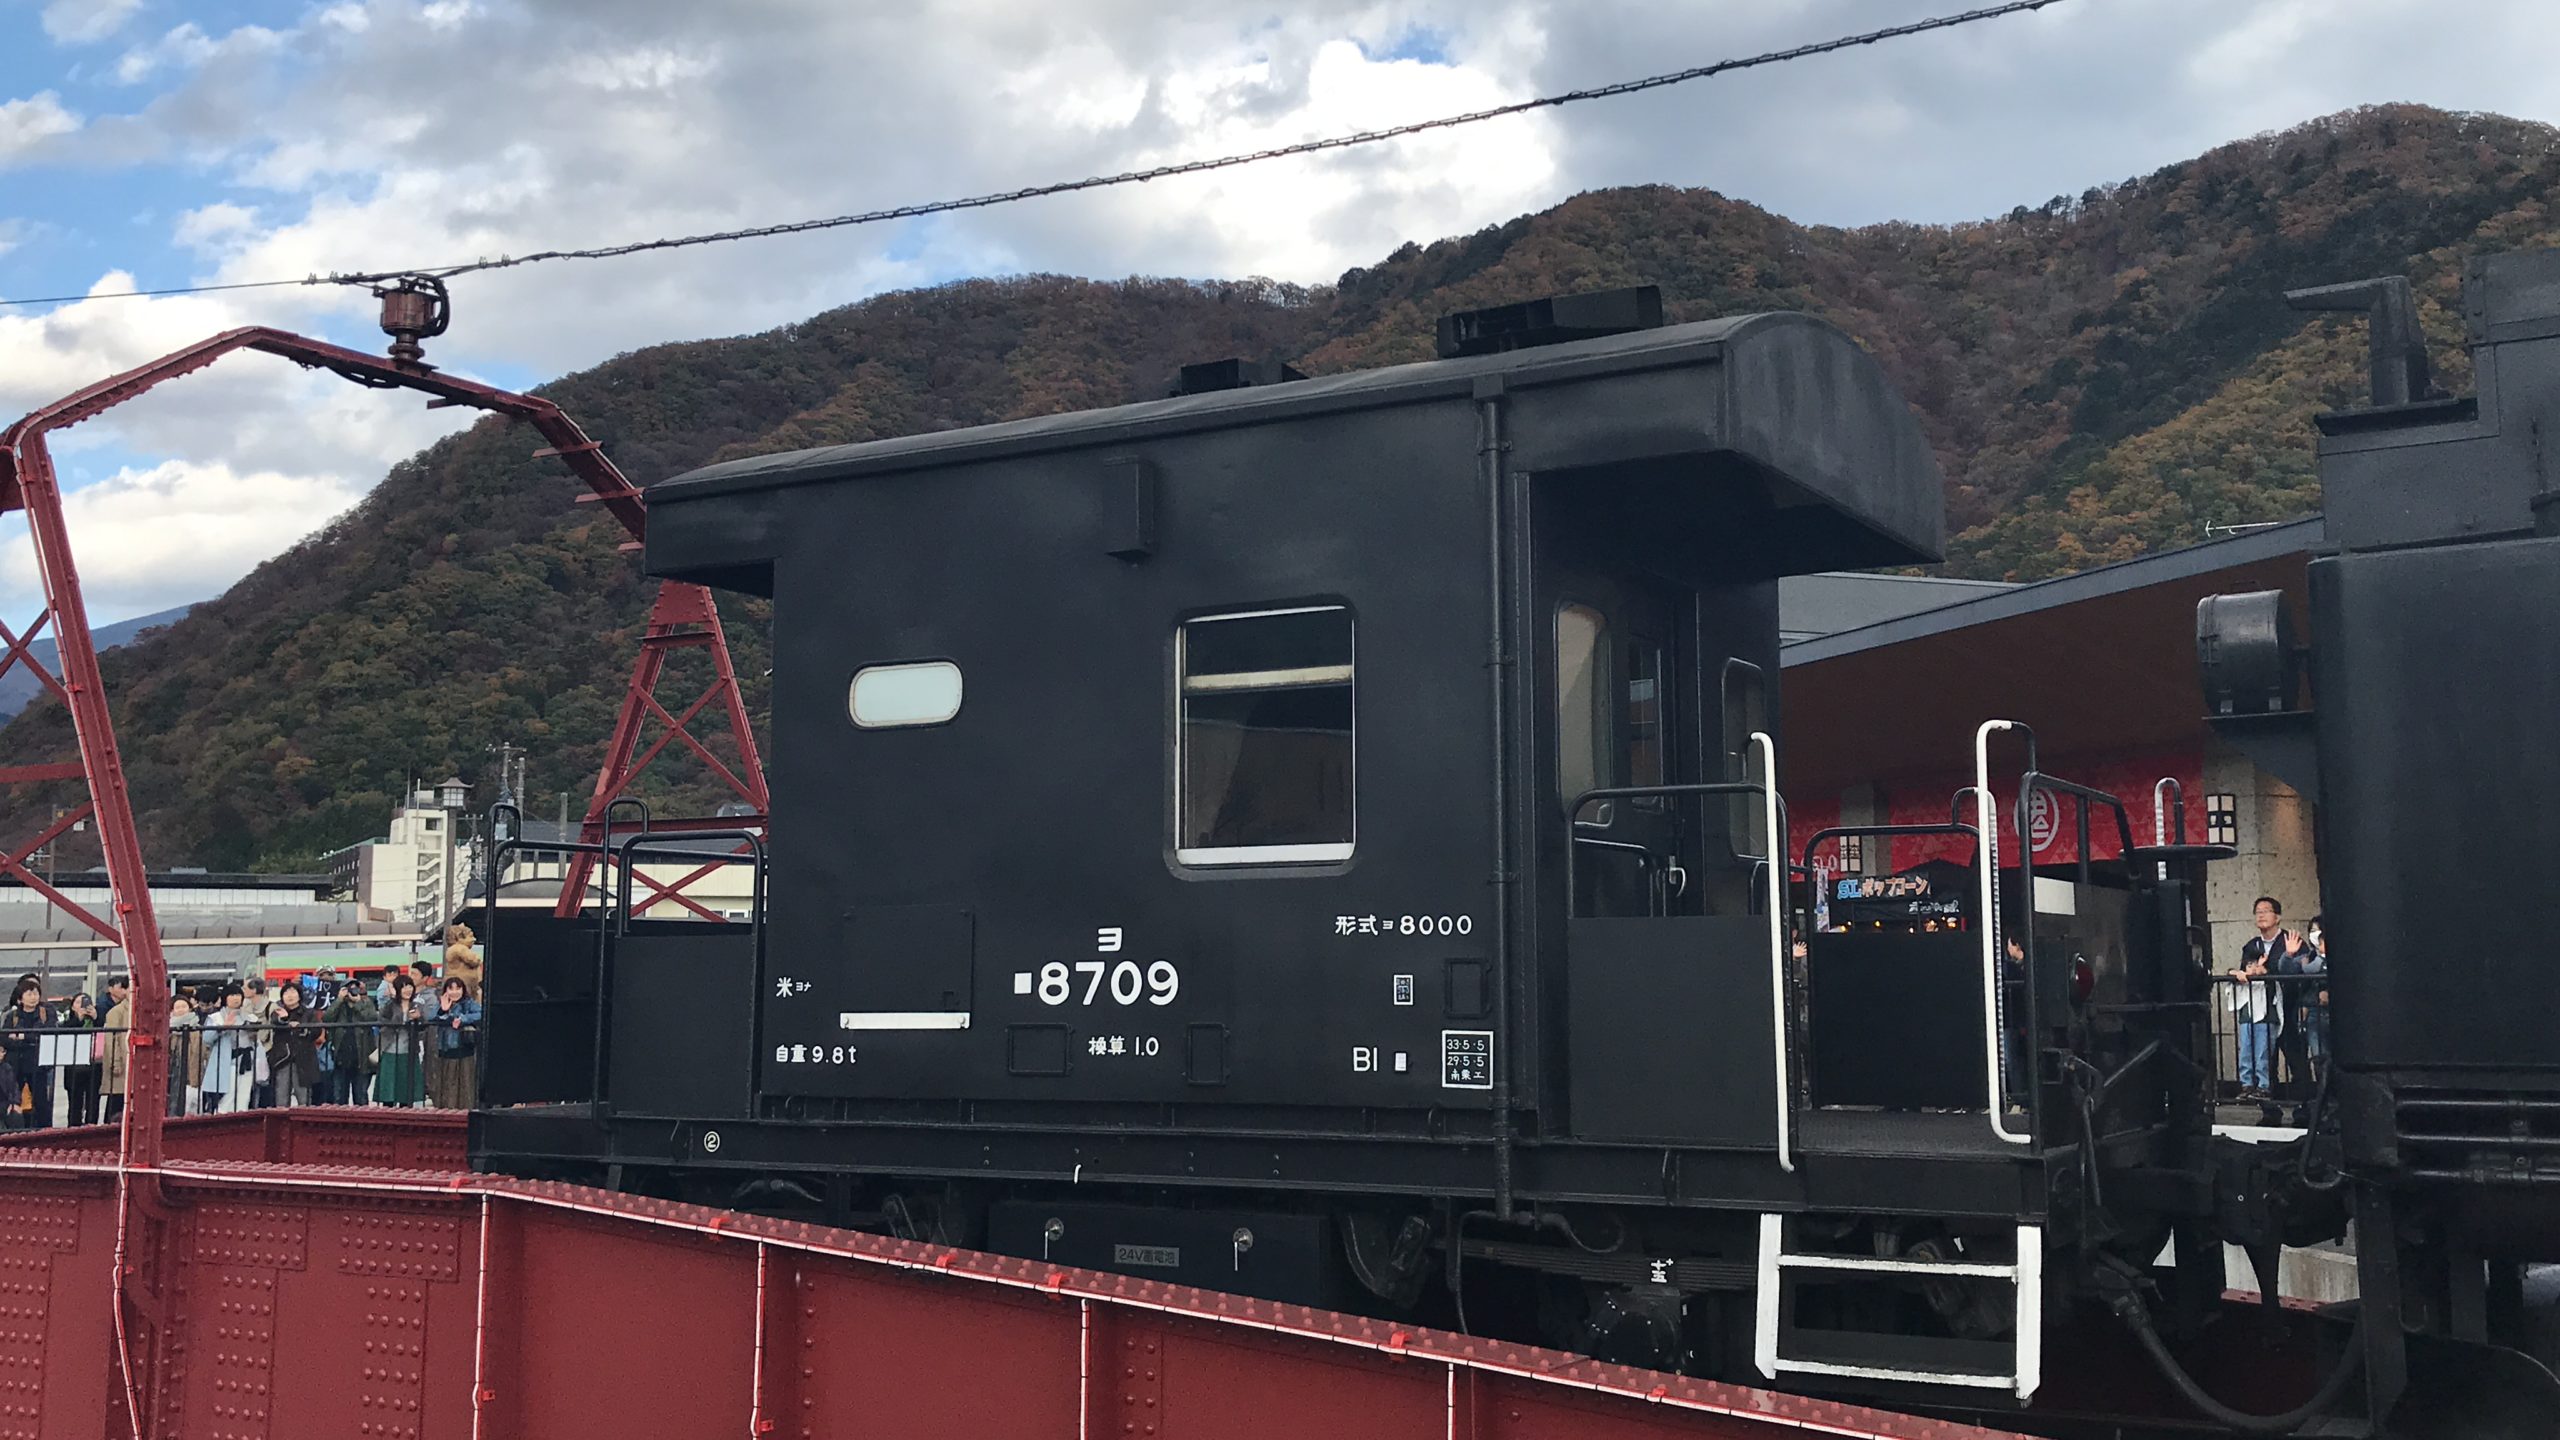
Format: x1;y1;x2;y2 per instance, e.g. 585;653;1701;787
2115;1295;2365;1434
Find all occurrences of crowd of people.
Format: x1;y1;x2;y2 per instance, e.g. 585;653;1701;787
0;925;486;1130
2224;893;2329;1124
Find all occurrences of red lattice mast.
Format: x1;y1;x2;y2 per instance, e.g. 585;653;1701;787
0;281;766;1433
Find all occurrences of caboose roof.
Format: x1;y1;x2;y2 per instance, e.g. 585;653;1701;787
651;310;1945;571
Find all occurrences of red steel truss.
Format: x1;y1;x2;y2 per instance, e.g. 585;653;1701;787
0;1110;2027;1440
0;317;769;1432
553;577;770;921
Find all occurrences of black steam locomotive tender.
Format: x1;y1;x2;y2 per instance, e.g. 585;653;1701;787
474;280;2552;1434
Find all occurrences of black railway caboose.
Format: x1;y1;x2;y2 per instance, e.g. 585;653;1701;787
475;293;2257;1414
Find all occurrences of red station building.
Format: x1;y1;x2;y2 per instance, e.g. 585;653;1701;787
1780;517;2323;969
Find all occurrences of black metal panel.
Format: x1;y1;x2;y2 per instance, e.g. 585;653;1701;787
479;908;599;1106
985;1199;1346;1307
2313;536;2560;1076
1806;932;1983;1111
607;929;758;1118
1565;916;1775;1147
652;313;1944;571
744;396;1499;1113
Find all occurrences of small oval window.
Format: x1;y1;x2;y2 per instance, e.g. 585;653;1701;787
849;660;963;729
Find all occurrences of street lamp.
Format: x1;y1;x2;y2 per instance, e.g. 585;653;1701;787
435;776;469;933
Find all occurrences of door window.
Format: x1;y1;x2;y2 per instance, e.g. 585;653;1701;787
1722;658;1769;857
1557;603;1610;813
1557;600;1668;815
1623;635;1666;805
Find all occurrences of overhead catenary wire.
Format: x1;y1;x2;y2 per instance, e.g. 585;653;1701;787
0;0;2071;308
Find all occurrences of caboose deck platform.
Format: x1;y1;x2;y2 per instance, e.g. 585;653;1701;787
1796;1109;2030;1160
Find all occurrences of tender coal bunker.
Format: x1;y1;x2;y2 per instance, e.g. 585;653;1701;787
1176;605;1353;861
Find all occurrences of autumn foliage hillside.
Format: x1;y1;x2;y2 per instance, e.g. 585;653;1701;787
7;104;2556;870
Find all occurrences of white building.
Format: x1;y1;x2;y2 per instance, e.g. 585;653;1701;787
325;788;466;926
0;870;420;988
329;797;764;928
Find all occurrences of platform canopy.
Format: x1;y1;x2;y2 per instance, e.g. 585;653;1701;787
1781;519;2321;792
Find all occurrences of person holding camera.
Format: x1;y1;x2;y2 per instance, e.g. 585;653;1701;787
0;979;56;1129
265;983;321;1108
59;992;103;1126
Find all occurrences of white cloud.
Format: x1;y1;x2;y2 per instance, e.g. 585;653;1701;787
0;92;81;165
0;459;366;620
0;277;471;605
171;200;257;250
51;0;1564;375
12;0;2560;625
39;0;143;44
113;22;224;85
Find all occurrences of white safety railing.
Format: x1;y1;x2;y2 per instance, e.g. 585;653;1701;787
1973;720;2033;1146
2151;776;2183;881
1749;731;1792;1174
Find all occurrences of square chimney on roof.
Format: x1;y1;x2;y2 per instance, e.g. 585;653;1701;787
1171;357;1309;397
1434;285;1664;359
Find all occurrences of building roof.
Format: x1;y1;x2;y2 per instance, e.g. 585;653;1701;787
1783;518;2321;664
1781;518;2323;792
0;870;337;893
1779;572;2014;644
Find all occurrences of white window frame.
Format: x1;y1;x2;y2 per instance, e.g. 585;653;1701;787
1174;604;1356;867
2206;791;2239;848
849;659;965;730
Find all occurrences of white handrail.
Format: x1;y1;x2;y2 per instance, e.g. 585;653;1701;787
1974;720;2032;1145
1750;731;1793;1173
2151;777;2178;881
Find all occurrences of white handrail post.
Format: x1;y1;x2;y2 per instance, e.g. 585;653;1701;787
2151;776;2179;881
1750;731;1793;1173
1974;720;2032;1146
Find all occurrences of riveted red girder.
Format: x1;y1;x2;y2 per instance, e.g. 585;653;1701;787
0;1111;2039;1440
0;324;770;1436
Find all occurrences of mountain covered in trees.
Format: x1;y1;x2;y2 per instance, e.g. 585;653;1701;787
7;103;2557;872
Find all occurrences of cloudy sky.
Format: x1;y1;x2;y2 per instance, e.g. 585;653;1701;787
1;0;2555;621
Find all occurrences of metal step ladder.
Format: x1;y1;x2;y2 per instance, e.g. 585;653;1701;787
1752;1214;2043;1399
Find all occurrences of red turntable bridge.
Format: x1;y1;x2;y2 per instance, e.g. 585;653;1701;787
0;1108;2022;1440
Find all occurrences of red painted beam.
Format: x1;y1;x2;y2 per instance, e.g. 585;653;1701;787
0;1112;2026;1440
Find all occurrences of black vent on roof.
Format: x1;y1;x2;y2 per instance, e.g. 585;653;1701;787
1171;357;1309;397
1434;285;1665;359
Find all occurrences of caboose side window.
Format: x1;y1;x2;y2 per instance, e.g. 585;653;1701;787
1176;606;1355;865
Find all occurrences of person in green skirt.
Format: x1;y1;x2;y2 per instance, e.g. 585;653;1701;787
375;973;427;1106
